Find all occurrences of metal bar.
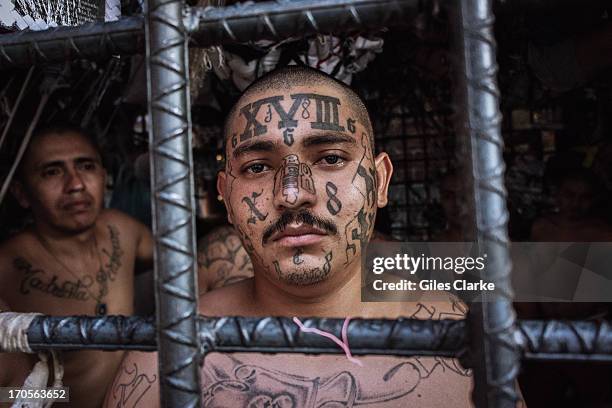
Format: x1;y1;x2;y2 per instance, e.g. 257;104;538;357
0;0;419;69
26;315;156;351
20;316;612;363
145;0;200;406
451;0;519;407
198;317;465;357
0;16;144;69
519;320;612;362
187;0;419;46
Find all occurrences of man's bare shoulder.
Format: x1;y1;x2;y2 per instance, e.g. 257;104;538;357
0;230;37;285
98;208;143;230
198;278;255;316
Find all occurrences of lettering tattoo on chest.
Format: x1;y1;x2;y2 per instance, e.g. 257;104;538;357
238;93;346;144
16;257;93;301
16;224;123;305
101;225;123;282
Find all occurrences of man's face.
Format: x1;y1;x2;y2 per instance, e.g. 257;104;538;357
557;178;594;221
13;131;106;234
218;84;391;290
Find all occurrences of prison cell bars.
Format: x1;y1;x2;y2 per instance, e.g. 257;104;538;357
145;0;201;406
451;1;519;407
25;315;612;363
0;0;606;407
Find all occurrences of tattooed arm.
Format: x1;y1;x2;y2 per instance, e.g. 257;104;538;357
197;226;253;295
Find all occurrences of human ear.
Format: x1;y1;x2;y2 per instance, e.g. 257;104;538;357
374;152;393;207
216;171;233;225
10;181;30;209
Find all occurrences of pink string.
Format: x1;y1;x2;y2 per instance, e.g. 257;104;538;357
293;316;363;367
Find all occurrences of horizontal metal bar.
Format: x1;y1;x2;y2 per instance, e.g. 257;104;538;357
0;0;419;69
26;315;156;351
187;0;420;47
0;16;144;69
198;316;465;357
20;315;612;363
519;319;612;362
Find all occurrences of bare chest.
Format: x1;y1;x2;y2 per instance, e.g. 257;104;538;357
4;237;134;316
201;352;473;408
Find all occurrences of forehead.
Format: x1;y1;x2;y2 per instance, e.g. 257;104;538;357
24;131;99;167
227;84;362;138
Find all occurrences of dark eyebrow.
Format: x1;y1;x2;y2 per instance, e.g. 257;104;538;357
301;134;357;148
38;161;63;170
232;140;276;160
74;156;99;164
37;156;99;170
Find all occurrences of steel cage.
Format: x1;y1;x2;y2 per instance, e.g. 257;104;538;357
0;0;610;407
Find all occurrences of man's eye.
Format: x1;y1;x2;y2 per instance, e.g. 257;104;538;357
42;168;61;177
78;162;96;171
318;155;344;165
245;163;269;174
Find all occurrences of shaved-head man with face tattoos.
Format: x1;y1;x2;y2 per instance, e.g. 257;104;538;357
105;66;476;407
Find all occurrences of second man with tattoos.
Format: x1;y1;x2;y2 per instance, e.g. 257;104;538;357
0;125;154;407
105;66;476;407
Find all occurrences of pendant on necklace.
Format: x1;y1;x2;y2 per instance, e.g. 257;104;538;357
96;303;107;315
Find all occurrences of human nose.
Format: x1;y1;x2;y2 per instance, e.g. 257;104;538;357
64;167;85;193
273;155;317;211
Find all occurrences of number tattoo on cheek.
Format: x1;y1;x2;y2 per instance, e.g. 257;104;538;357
242;190;268;224
325;182;342;215
273;155;316;204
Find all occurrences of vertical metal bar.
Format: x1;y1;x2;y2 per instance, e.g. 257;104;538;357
451;0;519;407
145;0;201;405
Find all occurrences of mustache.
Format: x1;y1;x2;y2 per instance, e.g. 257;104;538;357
262;210;338;245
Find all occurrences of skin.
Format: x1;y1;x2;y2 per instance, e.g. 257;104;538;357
197;225;254;295
104;75;483;407
0;131;153;408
